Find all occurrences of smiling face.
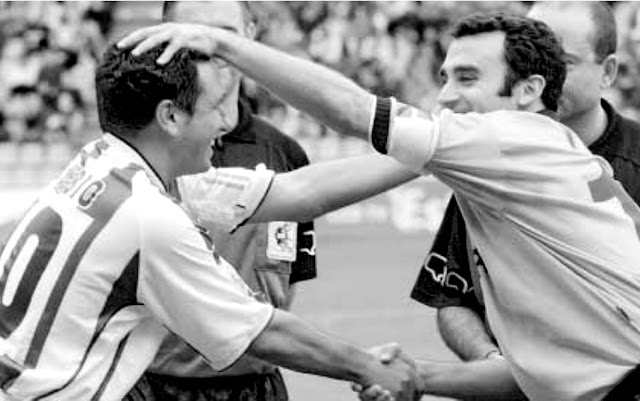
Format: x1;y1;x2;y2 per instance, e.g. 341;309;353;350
176;61;237;175
438;31;518;113
528;4;605;122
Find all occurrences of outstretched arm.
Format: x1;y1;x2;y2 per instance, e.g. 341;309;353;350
249;154;418;223
415;358;526;400
118;23;376;141
248;309;422;400
360;343;526;400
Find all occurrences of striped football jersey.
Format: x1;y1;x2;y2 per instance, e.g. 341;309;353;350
0;134;274;400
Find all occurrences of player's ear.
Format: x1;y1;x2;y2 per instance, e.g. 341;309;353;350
600;54;618;89
515;74;545;109
156;99;187;139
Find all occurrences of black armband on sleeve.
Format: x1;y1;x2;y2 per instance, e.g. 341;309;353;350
370;97;392;155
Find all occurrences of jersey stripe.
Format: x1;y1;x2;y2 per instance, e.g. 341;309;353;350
37;251;141;399
91;334;131;401
26;167;136;370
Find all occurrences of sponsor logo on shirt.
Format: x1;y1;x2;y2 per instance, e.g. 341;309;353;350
422;252;472;294
300;230;316;256
267;221;297;262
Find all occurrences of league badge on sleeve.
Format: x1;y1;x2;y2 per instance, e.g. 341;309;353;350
267;221;298;262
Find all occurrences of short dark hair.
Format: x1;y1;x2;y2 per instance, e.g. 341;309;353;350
587;2;617;62
162;1;257;25
95;43;208;137
450;13;566;112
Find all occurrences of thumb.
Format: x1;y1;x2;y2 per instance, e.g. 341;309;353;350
377;342;402;363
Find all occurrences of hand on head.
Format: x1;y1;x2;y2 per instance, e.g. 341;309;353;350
117;23;226;65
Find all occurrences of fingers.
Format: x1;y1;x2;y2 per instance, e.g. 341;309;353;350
117;25;166;49
157;40;184;65
130;30;175;59
116;24;184;64
379;343;401;363
358;384;395;401
115;23;217;65
369;342;402;364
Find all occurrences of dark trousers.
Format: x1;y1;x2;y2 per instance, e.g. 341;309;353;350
124;370;288;401
602;364;640;401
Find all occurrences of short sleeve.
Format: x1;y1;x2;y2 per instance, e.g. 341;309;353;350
290;220;317;284
135;194;273;370
177;166;275;232
386;101;440;172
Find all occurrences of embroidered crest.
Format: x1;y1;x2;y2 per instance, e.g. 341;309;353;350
267;221;297;262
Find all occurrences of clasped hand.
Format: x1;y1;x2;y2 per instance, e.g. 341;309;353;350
354;343;423;401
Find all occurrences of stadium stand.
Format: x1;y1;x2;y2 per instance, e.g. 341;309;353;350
2;1;640;230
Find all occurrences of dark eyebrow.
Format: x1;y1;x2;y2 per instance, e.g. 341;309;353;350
452;66;480;75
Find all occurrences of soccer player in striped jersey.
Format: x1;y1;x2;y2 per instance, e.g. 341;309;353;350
0;42;423;400
119;13;640;401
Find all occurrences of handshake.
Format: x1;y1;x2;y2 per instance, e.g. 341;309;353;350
352;343;424;401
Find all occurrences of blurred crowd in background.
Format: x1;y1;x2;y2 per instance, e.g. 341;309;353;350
3;1;640;162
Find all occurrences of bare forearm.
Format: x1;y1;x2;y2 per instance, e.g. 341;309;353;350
247;309;377;385
216;30;374;140
416;358;526;400
250;154;419;223
438;306;499;361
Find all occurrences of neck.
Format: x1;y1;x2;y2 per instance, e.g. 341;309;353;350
561;104;608;147
127;132;176;190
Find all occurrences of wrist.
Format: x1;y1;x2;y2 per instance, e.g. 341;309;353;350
212;27;239;61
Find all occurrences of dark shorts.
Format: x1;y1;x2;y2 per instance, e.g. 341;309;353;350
124;370;288;401
602;364;640;401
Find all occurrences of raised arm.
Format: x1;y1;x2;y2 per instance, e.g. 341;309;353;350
118;23;376;140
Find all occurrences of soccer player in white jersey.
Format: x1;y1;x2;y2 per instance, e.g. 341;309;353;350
0;42;426;400
119;12;640;401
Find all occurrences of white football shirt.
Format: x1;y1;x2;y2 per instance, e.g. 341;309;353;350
0;134;274;400
386;103;640;401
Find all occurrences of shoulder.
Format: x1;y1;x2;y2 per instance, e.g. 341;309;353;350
130;181;196;246
438;109;563;141
251;114;310;166
616;114;640;146
604;107;640;163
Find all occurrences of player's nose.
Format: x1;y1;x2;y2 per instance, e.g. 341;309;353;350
437;84;460;110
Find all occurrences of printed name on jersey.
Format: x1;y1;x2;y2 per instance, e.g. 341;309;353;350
422;252;472;294
78;180;106;210
266;222;297;262
54;165;88;195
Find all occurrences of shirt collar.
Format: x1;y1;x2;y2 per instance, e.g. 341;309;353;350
589;98;619;150
102;133;167;191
